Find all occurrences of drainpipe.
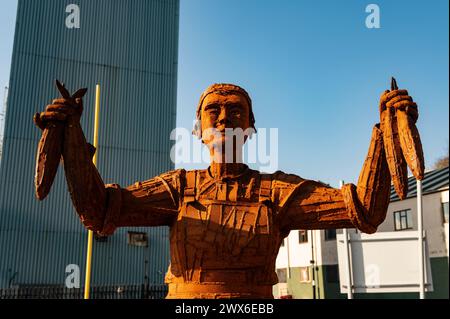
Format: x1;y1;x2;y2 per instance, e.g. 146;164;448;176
417;179;425;299
310;230;316;299
340;180;353;299
286;237;291;279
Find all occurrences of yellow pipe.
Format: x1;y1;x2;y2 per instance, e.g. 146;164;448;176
84;84;101;299
92;84;101;166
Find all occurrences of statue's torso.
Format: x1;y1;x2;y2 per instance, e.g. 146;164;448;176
165;168;285;298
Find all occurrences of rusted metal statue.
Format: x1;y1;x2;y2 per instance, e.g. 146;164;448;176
33;79;424;299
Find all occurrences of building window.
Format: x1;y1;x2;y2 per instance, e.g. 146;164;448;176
326;265;339;283
394;209;413;231
299;267;310;283
127;231;148;247
94;233;108;242
324;229;336;241
277;268;287;283
442;202;449;224
298;230;308;243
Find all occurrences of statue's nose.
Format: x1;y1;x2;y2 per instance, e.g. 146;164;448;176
218;108;232;126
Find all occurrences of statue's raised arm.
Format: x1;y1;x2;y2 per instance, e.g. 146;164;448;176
278;78;424;234
33;81;179;235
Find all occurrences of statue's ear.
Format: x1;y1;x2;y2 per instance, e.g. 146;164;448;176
192;120;202;139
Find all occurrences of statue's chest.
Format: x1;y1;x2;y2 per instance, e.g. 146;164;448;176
166;170;282;283
171;198;279;268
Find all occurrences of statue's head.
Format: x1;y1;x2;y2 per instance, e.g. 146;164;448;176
193;84;256;150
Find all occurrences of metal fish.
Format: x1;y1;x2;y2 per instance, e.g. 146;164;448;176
381;98;408;199
393;78;425;180
34;80;87;200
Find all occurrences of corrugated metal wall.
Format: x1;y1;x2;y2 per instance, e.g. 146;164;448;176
0;0;179;288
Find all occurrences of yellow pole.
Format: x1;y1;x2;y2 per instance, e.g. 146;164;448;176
84;84;101;299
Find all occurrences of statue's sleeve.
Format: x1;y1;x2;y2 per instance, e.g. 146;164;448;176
276;125;391;234
274;173;355;231
275;177;363;232
99;169;184;235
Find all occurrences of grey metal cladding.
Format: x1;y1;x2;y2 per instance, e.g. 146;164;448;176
0;0;179;288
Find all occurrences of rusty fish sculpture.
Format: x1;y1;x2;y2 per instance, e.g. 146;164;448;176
392;78;425;180
34;80;87;200
380;77;425;200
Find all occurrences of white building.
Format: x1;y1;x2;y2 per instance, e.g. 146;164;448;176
273;166;449;299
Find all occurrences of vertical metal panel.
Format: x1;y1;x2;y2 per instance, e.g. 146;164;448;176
0;0;179;288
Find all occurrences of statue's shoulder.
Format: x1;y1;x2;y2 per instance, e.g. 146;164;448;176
257;170;306;207
263;170;305;185
158;168;187;180
268;170;331;190
123;169;186;196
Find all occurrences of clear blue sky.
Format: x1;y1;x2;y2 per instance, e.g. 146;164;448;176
1;0;449;187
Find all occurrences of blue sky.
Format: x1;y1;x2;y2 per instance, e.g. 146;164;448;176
1;0;449;187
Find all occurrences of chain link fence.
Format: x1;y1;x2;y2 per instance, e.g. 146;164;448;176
0;284;167;299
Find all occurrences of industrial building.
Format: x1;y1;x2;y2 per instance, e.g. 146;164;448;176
274;166;449;299
0;0;179;297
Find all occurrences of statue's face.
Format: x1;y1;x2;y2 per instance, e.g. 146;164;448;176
200;92;251;147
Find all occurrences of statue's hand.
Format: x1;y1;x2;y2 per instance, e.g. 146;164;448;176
34;97;84;131
378;86;424;187
379;89;418;123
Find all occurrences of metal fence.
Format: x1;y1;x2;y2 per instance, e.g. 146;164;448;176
0;284;168;299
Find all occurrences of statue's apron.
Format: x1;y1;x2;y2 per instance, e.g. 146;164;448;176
165;170;284;299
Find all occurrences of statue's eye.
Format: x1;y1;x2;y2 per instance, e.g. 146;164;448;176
230;105;242;118
205;105;220;117
209;109;219;117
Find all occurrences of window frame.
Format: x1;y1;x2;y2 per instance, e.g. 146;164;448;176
127;231;148;247
325;265;339;283
324;229;337;241
299;266;311;283
276;268;287;283
298;230;308;244
442;202;449;224
393;209;413;231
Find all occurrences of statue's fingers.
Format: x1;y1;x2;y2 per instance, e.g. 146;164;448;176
386;95;413;108
33;113;46;130
52;98;77;108
395;101;418;123
405;102;418;111
379;90;390;112
393;100;416;111
381;89;409;104
40;111;67;122
380;89;390;99
406;105;419;123
45;104;77;115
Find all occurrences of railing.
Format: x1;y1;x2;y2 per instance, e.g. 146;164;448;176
0;284;168;299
